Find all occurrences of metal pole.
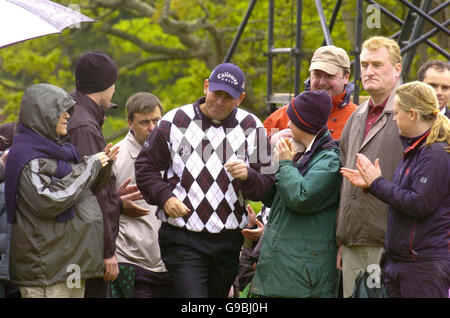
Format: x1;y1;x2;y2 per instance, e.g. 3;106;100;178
315;0;333;46
399;0;450;36
353;0;364;105
400;19;450;58
397;0;421;47
402;0;433;80
420;39;450;59
366;0;449;60
365;0;449;26
429;1;450;15
294;0;302;95
223;0;258;63
322;0;343;46
266;0;275;114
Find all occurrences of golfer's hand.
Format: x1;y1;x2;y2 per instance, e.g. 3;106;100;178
225;159;248;181
164;197;190;218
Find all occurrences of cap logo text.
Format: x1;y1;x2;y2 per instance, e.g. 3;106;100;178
217;72;239;86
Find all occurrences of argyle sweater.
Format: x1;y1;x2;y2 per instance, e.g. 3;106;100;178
135;97;274;233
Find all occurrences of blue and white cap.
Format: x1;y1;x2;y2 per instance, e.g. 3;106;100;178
208;63;246;99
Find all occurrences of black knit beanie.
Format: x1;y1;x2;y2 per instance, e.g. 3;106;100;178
75;51;118;94
287;90;332;135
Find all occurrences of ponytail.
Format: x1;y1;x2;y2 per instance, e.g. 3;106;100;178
426;112;450;152
395;81;450;152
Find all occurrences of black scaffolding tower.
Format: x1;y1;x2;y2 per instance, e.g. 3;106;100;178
223;0;449;114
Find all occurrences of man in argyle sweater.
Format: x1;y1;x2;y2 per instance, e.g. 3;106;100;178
135;63;274;297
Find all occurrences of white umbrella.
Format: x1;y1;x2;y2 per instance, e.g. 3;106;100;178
0;0;95;49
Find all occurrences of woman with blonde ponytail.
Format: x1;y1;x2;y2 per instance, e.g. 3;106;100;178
393;81;450;149
341;81;450;298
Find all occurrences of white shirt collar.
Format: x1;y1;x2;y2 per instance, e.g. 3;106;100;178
126;130;142;158
297;133;318;163
304;133;318;154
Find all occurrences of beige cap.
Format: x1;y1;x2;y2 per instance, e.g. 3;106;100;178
309;45;350;75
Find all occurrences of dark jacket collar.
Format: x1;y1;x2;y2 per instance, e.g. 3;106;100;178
294;129;336;175
193;97;238;128
400;129;431;158
71;90;106;127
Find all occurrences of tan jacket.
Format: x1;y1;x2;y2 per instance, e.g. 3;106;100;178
336;80;404;247
113;131;166;273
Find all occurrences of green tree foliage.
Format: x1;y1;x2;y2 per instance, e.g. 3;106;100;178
0;0;447;141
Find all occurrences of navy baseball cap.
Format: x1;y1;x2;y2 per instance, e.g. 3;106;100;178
208;63;246;99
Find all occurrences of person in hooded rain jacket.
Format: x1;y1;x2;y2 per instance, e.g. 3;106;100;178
251;90;341;298
341;81;450;298
4;83;115;298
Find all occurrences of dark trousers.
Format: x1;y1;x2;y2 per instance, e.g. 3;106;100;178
383;258;449;298
110;263;173;298
158;222;244;298
134;275;172;298
84;277;108;298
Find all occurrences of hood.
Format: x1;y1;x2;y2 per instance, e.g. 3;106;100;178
19;84;75;141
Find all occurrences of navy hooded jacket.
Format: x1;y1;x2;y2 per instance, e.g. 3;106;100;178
369;130;449;262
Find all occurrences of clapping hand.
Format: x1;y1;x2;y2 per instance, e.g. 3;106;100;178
269;128;292;148
94;152;110;167
104;143;119;161
341;153;382;188
355;153;382;187
277;138;296;161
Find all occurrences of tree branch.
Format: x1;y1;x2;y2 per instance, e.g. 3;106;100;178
0;80;25;92
159;0;208;48
89;0;155;17
102;24;203;59
119;54;204;74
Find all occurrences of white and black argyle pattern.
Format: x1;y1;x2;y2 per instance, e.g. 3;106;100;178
156;104;265;233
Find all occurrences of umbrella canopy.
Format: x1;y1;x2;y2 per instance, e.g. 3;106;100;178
0;0;95;49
